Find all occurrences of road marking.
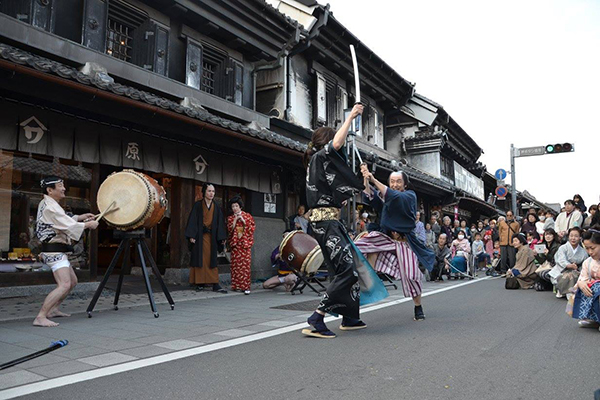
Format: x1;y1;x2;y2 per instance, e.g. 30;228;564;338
0;277;490;400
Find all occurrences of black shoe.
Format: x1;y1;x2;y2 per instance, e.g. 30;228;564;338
340;317;367;331
212;284;227;294
414;305;425;321
195;285;204;292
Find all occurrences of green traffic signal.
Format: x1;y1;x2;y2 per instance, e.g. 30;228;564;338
545;143;574;154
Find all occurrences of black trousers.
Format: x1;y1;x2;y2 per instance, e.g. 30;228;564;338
499;245;516;272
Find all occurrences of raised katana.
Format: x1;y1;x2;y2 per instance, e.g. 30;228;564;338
349;44;363;165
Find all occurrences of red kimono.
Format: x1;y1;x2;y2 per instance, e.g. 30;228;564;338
227;211;255;291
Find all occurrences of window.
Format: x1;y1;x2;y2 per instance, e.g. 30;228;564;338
106;0;148;62
440;155;455;182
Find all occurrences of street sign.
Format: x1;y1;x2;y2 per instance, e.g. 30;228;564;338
494;168;507;180
514;146;546;158
495;186;508;198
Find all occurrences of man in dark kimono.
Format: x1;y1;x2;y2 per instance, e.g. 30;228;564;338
185;183;227;293
360;164;435;321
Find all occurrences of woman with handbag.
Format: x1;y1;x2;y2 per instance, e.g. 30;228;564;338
572;227;600;330
534;229;560;291
506;234;537;289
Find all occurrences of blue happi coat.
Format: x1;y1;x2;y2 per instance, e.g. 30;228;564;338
364;187;435;271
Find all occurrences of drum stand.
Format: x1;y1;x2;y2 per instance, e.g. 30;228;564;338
290;268;327;296
87;230;174;318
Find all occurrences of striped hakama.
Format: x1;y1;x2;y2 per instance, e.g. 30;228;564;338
355;231;423;298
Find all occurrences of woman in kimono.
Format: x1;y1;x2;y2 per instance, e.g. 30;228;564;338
302;103;387;339
572;226;600;329
506;233;537;289
552;227;588;298
227;196;255;295
449;232;471;278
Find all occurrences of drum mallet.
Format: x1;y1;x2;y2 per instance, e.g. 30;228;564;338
0;340;68;370
95;201;117;221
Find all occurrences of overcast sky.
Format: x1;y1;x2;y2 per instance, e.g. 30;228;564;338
324;0;600;208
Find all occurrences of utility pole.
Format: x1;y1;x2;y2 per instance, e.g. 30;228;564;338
510;144;517;217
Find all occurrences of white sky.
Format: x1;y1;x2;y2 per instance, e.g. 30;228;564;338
324;0;600;208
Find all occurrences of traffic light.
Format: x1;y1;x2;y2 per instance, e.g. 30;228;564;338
545;143;574;154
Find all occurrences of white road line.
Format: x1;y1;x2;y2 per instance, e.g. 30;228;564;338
0;276;490;400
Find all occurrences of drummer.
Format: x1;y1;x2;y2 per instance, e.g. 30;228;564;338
302;104;388;339
262;230;298;291
359;164;435;321
34;176;98;327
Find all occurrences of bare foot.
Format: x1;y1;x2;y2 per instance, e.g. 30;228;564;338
48;310;71;318
33;317;59;327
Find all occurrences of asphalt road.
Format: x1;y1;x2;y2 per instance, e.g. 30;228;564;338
13;278;600;400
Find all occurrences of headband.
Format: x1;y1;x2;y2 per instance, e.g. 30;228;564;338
40;177;63;187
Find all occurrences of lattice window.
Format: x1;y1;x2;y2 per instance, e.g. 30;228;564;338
440;155;455;182
106;0;147;62
201;61;216;94
200;46;227;96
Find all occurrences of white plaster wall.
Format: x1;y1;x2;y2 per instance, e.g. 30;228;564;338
407;152;441;178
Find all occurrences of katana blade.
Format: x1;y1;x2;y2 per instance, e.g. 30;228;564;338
349;44;363;164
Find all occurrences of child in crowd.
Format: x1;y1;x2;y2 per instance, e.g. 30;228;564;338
487;241;501;277
526;231;540;250
472;233;491;271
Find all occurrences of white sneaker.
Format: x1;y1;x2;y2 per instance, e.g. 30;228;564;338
244;290;250;295
556;291;565;299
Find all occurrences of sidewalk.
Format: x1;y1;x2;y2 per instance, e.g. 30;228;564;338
0;276;470;391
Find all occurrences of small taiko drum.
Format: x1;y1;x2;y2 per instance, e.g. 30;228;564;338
279;231;324;274
97;170;168;230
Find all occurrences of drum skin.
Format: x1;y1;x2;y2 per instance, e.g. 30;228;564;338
279;231;324;274
97;170;168;230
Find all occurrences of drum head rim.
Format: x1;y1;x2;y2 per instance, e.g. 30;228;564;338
279;230;299;254
97;170;151;229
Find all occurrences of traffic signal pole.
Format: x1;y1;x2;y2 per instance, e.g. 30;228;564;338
510;144;517;216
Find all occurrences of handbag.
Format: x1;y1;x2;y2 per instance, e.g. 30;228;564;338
535;260;553;275
505;276;520;290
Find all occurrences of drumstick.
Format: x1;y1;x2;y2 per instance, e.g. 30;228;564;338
95;201;116;221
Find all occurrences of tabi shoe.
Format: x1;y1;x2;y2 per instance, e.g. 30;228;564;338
414;305;426;321
339;317;367;331
578;320;600;329
195;285;205;292
212;284;227;294
302;312;336;339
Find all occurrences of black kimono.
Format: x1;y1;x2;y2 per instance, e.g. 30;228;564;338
307;141;388;319
185;200;226;269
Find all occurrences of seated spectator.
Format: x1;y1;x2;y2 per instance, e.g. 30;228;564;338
521;213;540;240
431;234;451;281
506;234;537;289
425;222;436;250
430;216;441;239
288;205;309;232
535;228;560;267
573;194;587;213
526;232;540;249
535;210;547;237
572;226;600;329
583;204;597;229
263;231;297;291
472;233;490;269
555;200;584;242
474;221;486;241
543;210;556;231
488;240;501;276
414;211;426;244
450;231;471;277
546;227;588;298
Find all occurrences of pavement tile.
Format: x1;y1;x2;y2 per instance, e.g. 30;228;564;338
78;352;138;367
242;324;275;333
184;333;229;344
85;337;145;352
0;370;46;390
13;353;71;369
257;320;296;327
213;329;255;338
50;345;108;360
91;329;153;340
118;345;174;358
0;330;49;345
27;360;97;378
153;339;204;350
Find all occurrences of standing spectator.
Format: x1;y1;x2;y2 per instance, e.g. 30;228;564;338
453;219;461;239
459;219;472;242
441;216;454;244
543;210;556;231
430;215;441;239
551;227;588;298
414;211;426;244
583;204;597;229
521;213;540;240
356;211;369;234
573;194;587;213
572;227;600;329
425;223;436;250
484;219;497;258
185;183;227;293
498;211;520;274
555;200;584;241
535;210;547;237
506;234;537;289
483;218;491;230
227;196;256;295
431;234;451;281
474;220;486;239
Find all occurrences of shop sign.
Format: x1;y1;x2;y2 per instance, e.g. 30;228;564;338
264;193;276;213
125;142;141;161
20;116;47;144
441;205;471;219
454;161;484;200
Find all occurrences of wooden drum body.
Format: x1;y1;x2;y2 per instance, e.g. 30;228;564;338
97;170;168;231
279;231;324;274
